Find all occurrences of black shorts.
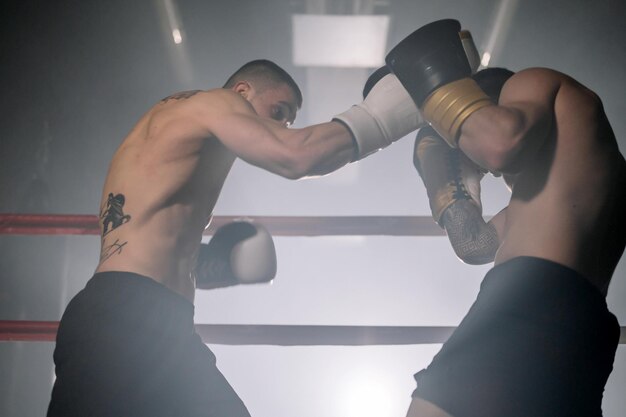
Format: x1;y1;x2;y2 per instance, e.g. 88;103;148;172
48;271;251;417
412;257;619;417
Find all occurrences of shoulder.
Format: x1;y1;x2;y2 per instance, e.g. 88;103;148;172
155;88;250;111
504;68;565;90
509;67;571;82
504;67;597;96
498;67;573;105
515;68;601;107
151;88;257;126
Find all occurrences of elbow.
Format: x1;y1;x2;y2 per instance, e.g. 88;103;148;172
479;117;528;174
483;106;554;174
280;168;307;180
273;148;315;180
482;143;523;174
275;162;308;180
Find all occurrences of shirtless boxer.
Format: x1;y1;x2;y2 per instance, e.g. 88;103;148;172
46;58;426;417
387;19;625;417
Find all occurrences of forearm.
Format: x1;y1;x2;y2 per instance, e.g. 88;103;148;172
459;69;559;174
222;116;355;180
442;199;499;264
459;105;545;174
294;121;356;178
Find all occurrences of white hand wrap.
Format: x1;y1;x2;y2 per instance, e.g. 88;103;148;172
334;73;425;161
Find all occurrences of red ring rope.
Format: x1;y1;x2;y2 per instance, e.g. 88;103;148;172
0;321;624;345
0;213;623;345
0;320;459;345
0;213;444;236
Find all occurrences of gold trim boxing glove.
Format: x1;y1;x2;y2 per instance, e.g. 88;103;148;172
421;78;492;148
414;128;484;227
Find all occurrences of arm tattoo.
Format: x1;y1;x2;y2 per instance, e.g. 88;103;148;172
160;90;202;103
442;199;499;264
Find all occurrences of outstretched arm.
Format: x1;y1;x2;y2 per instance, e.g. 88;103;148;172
195;68;424;180
202;89;355;179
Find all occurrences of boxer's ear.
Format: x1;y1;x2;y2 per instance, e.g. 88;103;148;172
233;81;251;99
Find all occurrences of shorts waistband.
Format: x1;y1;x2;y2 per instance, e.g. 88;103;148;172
87;271;194;315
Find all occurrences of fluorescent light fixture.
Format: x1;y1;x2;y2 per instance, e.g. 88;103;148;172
481;52;491;67
292;14;390;68
172;28;182;44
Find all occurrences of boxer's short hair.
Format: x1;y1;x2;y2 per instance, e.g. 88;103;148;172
224;59;302;108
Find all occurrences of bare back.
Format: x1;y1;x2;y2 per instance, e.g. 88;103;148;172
494;69;626;294
95;90;236;301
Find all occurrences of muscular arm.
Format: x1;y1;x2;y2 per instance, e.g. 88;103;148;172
224;115;355;179
442;201;505;265
197;89;356;179
458;68;561;174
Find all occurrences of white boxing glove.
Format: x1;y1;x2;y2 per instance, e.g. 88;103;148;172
333;67;425;161
195;221;277;290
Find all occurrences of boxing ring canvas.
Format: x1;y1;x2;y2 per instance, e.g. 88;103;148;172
1;1;625;417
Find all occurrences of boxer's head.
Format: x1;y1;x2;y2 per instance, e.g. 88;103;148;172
225;59;302;127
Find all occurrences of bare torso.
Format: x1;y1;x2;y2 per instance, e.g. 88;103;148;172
409;68;625;417
95;90;236;302
493;71;626;295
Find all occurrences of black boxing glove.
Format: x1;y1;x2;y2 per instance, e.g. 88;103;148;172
386;19;492;148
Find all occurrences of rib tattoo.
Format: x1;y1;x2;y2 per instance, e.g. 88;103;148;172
98;192;131;262
100;238;128;262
